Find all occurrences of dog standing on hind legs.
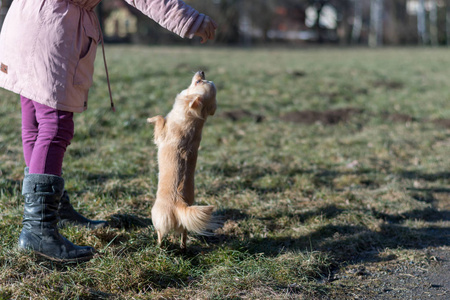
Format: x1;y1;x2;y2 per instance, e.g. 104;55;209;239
148;71;219;249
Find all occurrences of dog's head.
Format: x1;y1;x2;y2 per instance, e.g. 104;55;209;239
177;71;217;119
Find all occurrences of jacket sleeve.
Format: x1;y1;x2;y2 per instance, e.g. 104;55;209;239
122;0;205;38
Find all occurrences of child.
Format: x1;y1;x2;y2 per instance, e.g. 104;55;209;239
0;0;217;262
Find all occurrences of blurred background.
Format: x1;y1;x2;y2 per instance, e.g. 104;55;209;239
1;0;450;47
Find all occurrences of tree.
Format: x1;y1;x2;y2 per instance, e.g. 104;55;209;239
447;0;450;45
429;0;438;46
351;0;363;44
308;0;328;43
369;0;384;47
331;0;353;45
417;0;428;44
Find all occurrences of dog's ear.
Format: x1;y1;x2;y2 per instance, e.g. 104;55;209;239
188;95;203;110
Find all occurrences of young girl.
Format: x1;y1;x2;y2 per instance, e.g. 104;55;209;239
0;0;217;262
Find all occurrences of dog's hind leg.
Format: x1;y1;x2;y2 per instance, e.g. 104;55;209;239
180;229;187;250
157;230;163;247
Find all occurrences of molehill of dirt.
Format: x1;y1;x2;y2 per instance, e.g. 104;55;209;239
218;107;450;129
279;108;364;125
219;109;265;123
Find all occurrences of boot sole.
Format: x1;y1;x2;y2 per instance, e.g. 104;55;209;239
20;247;96;263
34;250;96;263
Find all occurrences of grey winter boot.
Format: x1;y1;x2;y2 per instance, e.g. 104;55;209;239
18;173;96;262
24;167;108;229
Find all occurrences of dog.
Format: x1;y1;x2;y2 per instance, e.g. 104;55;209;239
147;71;218;249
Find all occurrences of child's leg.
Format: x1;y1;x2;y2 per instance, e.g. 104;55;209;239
21;96;38;167
28;100;74;176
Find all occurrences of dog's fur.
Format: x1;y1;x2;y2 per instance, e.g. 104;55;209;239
147;71;218;249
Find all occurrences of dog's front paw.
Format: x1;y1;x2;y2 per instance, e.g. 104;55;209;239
147;116;163;124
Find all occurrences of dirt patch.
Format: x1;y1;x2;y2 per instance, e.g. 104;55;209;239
280;108;363;125
373;79;404;90
432;119;450;129
382;112;416;123
287;70;307;77
380;114;450;128
220;109;265;123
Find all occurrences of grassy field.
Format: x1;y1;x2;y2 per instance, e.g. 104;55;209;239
0;46;449;299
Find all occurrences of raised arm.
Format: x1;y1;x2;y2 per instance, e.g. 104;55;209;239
122;0;205;38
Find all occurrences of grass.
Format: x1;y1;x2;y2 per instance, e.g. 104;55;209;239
0;46;449;299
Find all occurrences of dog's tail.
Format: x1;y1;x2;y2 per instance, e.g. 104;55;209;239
175;201;220;235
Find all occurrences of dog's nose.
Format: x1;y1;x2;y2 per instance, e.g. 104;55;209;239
199;71;205;79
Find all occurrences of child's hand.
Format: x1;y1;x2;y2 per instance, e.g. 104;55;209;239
194;16;218;43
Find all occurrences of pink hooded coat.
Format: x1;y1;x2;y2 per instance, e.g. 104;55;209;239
0;0;205;112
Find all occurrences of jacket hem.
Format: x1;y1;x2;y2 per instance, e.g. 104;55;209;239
0;83;86;113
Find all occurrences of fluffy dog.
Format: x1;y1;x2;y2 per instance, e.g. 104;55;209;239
147;71;218;249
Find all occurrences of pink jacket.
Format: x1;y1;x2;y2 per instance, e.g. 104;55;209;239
0;0;205;112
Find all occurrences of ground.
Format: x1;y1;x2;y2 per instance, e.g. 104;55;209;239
0;46;449;299
225;107;450;299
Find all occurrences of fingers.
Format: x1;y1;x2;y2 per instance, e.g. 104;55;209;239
205;17;217;40
198;31;207;44
196;33;207;44
196;16;217;43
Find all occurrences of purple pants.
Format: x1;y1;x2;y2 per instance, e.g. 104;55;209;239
21;96;74;176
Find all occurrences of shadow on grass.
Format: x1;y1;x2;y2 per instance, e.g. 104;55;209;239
408;187;450;194
207;161;450;193
318;222;450;262
88;165;449;270
135;269;188;290
108;213;153;230
205;164;380;196
257;204;345;225
134;166;450;265
230;205;450;265
215;208;249;221
373;207;450;223
401;170;450;181
206;177;449;265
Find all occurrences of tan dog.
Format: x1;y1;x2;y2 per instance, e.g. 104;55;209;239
147;71;218;249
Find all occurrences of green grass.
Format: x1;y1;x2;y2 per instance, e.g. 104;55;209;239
1;46;449;299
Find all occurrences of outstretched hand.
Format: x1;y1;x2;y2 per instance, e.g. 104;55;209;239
194;16;218;43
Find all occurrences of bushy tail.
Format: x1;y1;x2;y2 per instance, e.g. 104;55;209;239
175;202;220;235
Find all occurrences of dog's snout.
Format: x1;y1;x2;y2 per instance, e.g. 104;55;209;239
199;71;205;79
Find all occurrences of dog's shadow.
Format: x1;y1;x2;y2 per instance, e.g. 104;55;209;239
185;202;450;266
108;213;153;230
